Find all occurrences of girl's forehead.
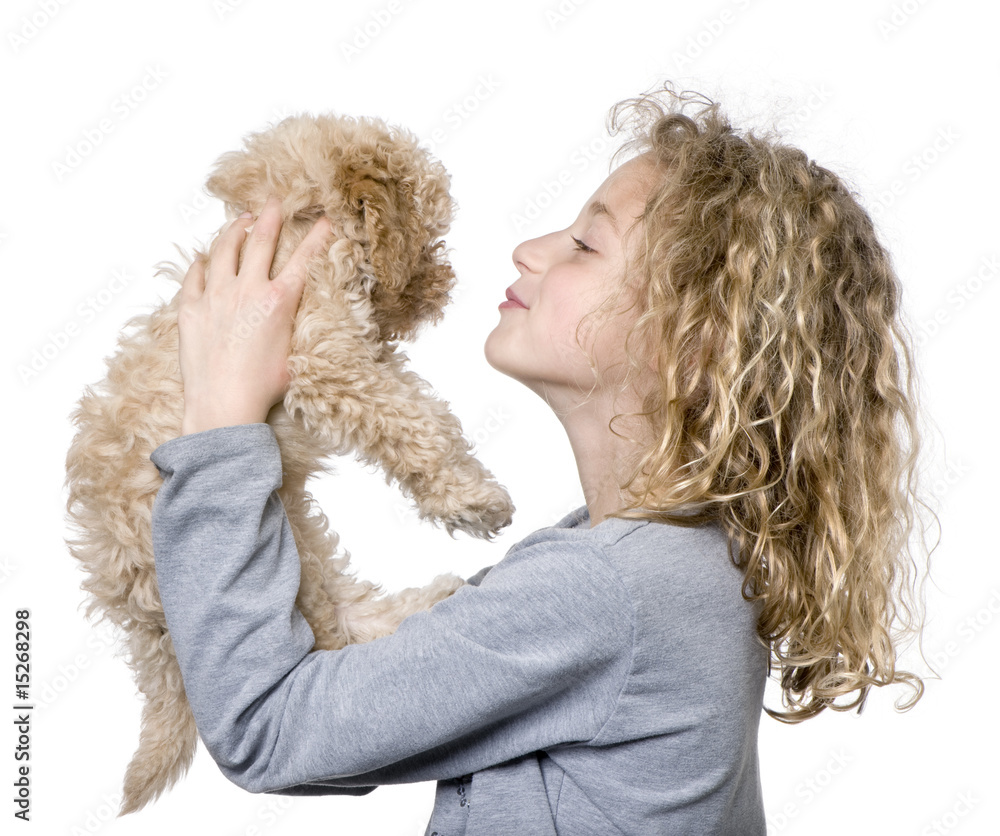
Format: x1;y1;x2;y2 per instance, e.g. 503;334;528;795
586;156;658;248
599;156;658;211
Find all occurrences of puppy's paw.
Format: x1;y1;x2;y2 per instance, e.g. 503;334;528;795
438;482;515;540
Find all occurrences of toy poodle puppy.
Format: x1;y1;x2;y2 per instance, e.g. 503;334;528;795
64;113;515;815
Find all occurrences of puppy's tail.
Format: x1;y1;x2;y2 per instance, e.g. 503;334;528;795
118;629;198;816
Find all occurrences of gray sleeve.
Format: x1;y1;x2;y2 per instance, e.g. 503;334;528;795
149;423;632;795
465;565;493;586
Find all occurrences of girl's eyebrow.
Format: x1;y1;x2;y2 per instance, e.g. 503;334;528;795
586;200;619;233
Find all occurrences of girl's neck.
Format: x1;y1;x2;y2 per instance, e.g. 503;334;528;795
547;384;650;529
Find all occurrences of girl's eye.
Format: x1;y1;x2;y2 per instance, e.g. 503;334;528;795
572;236;595;253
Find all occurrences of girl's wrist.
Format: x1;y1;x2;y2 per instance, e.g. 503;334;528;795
180;398;270;436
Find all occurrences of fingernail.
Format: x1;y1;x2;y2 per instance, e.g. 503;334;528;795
239;211;253;219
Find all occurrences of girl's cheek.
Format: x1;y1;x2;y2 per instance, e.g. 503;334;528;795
543;306;577;343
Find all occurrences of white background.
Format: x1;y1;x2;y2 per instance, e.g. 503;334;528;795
2;0;998;833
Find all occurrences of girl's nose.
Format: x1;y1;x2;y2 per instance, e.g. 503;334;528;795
511;232;553;275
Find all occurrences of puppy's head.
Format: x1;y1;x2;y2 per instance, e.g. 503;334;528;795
205;113;456;342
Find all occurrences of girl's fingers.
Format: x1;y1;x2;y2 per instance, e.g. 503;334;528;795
273;216;334;297
192;197;328;313
179;256;207;303
239;196;284;283
209;211;257;283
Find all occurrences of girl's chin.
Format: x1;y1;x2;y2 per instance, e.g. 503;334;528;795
483;348;511;377
483;326;547;389
482;326;508;371
483;344;524;384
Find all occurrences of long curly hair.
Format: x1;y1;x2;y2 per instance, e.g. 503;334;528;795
586;82;935;721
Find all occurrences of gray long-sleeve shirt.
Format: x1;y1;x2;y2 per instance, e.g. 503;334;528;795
149;423;768;834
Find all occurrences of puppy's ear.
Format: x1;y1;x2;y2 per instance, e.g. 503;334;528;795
346;171;455;341
347;174;413;301
205;149;267;218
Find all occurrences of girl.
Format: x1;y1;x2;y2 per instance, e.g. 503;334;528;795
150;83;928;834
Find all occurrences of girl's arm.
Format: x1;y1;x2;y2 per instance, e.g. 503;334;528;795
149;422;633;794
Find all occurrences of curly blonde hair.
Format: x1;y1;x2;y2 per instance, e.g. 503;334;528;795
585;82;934;721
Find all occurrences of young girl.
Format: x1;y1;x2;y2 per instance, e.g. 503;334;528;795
149;84;927;834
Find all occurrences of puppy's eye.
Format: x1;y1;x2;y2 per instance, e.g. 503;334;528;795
572;236;595;254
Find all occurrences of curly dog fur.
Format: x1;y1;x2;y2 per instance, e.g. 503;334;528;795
64;113;515;815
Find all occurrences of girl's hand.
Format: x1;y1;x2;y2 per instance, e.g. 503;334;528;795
177;197;334;436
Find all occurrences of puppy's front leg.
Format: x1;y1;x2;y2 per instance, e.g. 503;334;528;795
285;342;514;540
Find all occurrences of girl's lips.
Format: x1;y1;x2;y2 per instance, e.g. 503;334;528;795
502;287;528;309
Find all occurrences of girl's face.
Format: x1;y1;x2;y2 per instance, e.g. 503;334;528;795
484;154;657;403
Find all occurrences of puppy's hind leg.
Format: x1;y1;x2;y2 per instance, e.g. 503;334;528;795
118;624;198;816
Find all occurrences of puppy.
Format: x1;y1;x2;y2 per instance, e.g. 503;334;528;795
65;113;514;815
